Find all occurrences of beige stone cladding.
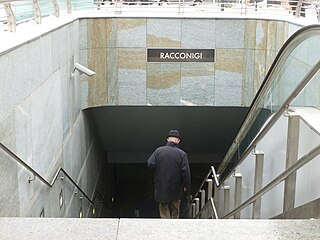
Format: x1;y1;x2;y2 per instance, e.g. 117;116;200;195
83;18;290;108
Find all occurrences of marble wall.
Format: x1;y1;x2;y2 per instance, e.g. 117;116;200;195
80;18;296;108
0;21;106;217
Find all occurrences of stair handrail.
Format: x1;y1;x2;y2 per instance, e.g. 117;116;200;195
192;165;219;202
223;142;320;219
192;25;320;218
0;141;105;206
218;24;320;182
193;56;320;220
226;58;320;179
219;58;320;217
195;197;219;219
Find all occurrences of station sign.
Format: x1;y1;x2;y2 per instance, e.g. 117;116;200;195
147;49;215;63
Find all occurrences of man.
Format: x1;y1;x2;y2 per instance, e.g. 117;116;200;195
147;130;191;219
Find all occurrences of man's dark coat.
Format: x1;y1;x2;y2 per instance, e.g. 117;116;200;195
147;141;191;203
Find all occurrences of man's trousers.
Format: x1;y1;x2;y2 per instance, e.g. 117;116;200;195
159;199;181;219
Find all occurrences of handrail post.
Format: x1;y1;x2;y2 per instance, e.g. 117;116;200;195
188;194;193;218
283;113;300;213
252;150;264;219
194;198;200;217
206;179;213;200
213;182;219;208
234;172;242;219
200;190;205;209
211;166;219;207
200;190;206;218
115;0;122;14
52;0;60;17
67;0;72;14
3;3;16;32
32;0;41;24
223;185;230;217
295;0;303;17
191;203;196;218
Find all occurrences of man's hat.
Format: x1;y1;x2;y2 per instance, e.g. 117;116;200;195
167;130;181;140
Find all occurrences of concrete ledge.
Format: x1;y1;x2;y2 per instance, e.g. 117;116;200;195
0;218;319;240
275;198;320;219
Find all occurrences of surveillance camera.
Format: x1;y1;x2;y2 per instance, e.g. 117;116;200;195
72;63;96;77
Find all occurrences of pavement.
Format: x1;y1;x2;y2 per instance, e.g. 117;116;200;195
0;218;319;240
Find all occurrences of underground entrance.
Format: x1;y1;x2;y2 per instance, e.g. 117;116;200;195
85;106;249;217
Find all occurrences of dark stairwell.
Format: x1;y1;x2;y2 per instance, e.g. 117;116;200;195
85;106;249;218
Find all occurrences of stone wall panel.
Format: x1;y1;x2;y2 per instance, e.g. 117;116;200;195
181;19;215;48
118;18;146;48
181;63;214;106
216;19;245;49
107;47;119;105
147;63;181;105
147;19;181;48
88;48;108;107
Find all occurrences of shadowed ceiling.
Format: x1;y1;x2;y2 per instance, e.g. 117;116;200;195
86;106;248;165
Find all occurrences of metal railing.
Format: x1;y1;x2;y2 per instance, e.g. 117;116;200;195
0;0;319;32
223;142;320;218
219;59;320;218
195;197;219;219
192;61;320;219
190;166;219;217
191;25;320;219
0;141;106;213
218;25;320;183
193;166;219;199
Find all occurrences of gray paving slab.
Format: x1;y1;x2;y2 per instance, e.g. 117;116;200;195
117;219;320;240
0;218;319;240
0;218;119;240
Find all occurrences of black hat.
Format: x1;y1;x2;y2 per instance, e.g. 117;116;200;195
167;130;181;140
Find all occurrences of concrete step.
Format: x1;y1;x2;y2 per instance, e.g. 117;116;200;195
0;218;319;240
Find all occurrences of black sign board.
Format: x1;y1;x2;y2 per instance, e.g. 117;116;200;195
147;49;215;63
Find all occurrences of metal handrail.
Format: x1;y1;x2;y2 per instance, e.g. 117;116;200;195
0;142;51;187
225;59;320;179
223;143;320;219
192;165;219;202
218;59;320;218
218;25;320;182
195;197;219;219
193;27;320;219
0;141;105;206
211;165;219;187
